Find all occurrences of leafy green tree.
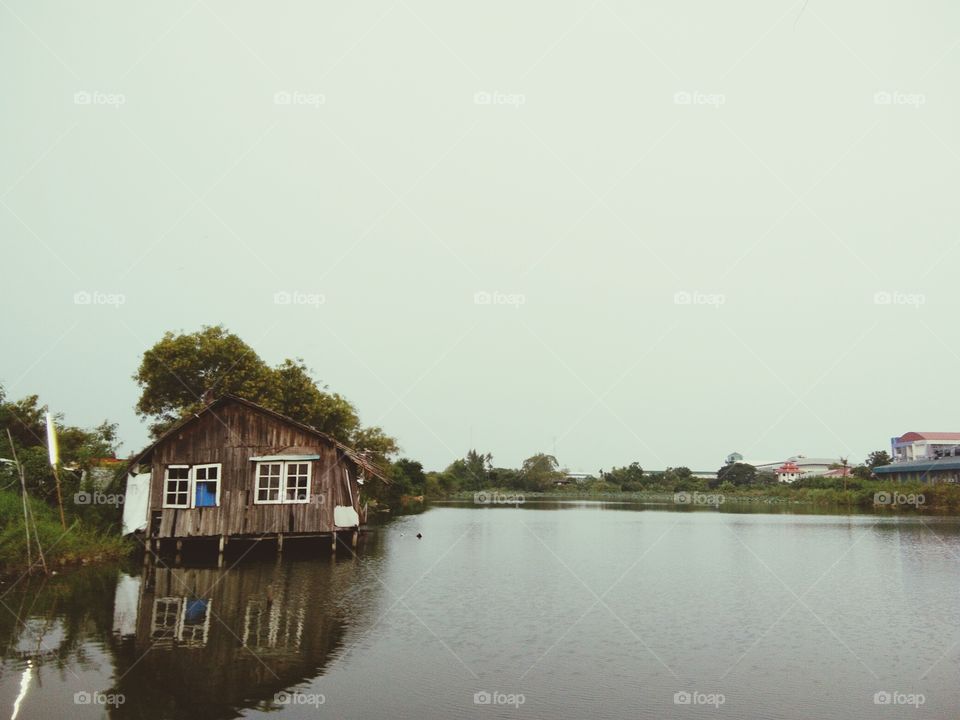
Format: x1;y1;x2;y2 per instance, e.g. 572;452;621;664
134;326;398;458
389;458;426;495
135;326;276;436
0;390;120;527
442;450;492;492
712;462;757;488
604;462;645;490
866;450;892;469
520;453;563;491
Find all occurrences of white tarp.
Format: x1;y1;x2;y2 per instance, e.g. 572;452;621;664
334;505;360;528
122;472;151;535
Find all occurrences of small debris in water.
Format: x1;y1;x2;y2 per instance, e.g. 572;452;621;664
416;533;422;539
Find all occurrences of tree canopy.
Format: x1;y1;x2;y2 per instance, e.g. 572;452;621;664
133;325;398;460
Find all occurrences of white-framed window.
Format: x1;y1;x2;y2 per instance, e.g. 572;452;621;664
193;463;221;508
163;463;222;509
163;465;191;508
256;462;283;503
284;462;311;503
255;461;312;504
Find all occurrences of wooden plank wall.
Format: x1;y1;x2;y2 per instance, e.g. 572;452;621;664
147;401;361;539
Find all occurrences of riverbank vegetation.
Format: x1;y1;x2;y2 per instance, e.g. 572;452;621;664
0;387;131;576
393;450;960;512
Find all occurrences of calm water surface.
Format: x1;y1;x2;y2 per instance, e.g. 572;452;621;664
1;502;958;719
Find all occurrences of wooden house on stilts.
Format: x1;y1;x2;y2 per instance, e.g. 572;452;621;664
123;395;387;558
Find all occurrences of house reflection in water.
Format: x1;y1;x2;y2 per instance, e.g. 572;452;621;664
111;554;372;719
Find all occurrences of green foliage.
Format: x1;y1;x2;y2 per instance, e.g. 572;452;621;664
0;392;120;514
133;326;399;458
0;489;130;574
866;450;892;469
519;453;563;491
712;462;759;488
389;458;426;496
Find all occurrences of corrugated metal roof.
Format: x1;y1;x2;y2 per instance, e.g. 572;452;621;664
874;459;960;473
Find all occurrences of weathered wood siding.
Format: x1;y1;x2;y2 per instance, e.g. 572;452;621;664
146;400;361;539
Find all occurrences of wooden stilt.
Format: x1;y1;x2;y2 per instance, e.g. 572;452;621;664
351;530;358;548
277;533;283;553
331;533;337;554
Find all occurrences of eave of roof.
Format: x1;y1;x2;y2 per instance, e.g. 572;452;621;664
874;459;960;473
127;394;389;481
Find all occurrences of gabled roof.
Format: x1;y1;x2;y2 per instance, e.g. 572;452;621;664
896;431;960;442
128;394;388;480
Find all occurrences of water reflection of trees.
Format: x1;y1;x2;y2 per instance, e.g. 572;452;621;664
0;565;119;674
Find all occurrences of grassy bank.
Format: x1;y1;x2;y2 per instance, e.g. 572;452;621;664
0;490;131;577
446;481;960;512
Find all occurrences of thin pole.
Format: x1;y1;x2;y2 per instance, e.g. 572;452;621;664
7;430;31;571
51;464;66;531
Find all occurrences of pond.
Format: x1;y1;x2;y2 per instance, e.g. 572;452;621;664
1;501;958;718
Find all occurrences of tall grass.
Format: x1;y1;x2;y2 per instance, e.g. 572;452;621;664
0;489;130;575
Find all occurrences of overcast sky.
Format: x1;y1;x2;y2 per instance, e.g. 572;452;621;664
2;1;958;473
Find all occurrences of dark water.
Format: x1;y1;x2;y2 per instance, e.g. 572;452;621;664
1;502;959;719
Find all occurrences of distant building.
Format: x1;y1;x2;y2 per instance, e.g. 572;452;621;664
774;461;804;483
821;467;853;479
874;458;960;484
725;452;843;478
890;432;960;463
